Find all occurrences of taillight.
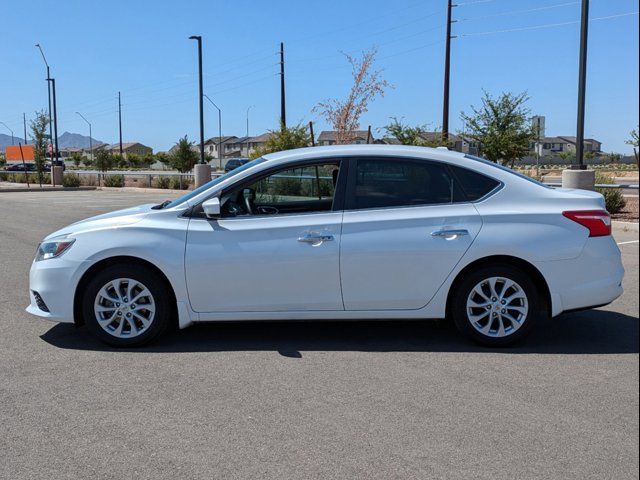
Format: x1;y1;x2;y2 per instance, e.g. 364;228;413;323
562;210;611;237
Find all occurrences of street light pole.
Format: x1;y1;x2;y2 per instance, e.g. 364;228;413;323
0;122;14;145
48;78;60;162
189;35;205;165
204;95;223;169
246;105;253;157
35;44;54;163
76;112;93;164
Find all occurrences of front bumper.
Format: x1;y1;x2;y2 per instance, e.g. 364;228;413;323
25;257;89;323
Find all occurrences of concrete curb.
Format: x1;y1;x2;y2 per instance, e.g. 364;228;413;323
612;220;639;233
97;186;186;194
0;185;97;193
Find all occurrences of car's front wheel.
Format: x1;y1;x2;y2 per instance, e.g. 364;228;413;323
82;264;171;347
450;265;541;347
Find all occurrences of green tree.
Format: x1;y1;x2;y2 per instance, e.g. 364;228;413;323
384;117;448;147
167;136;199;173
70;151;83;167
606;152;623;164
460;91;536;167
94;150;114;172
29;110;50;185
249;123;311;159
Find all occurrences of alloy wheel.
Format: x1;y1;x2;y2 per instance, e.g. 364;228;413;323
465;276;529;338
93;278;156;339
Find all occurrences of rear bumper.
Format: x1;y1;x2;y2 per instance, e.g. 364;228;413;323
536;236;624;316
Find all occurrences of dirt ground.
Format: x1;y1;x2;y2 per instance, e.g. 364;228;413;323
613;196;639;222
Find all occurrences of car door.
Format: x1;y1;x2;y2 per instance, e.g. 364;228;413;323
339;156;483;311
185;159;346;313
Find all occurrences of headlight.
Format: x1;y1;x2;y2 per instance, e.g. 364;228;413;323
35;237;76;261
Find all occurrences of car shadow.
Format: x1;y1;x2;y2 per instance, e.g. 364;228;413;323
40;309;638;356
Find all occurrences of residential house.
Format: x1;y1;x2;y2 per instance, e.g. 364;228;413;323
106;142;153;159
533;136;602;157
317;130;373;145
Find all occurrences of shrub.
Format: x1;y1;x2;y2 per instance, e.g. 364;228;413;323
62;173;82;188
82;175;98;186
595;172;626;214
170;176;190;190
154;176;171;189
103;175;125;187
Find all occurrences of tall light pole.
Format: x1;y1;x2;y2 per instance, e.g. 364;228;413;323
76;112;93;164
46;78;60;162
245;105;253;157
35;44;54;162
246;105;253;138
0;122;14;145
23;113;27;145
574;0;589;170
189;35;205;165
204;95;223;168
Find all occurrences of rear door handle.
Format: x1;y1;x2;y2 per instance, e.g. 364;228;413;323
431;229;469;239
298;234;334;244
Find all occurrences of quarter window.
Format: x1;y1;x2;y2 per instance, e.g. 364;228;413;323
449;165;500;201
348;158;464;210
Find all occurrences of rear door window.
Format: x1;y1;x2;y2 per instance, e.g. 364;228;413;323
346;158;464;210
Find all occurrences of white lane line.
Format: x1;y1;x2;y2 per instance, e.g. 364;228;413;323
617;240;639;245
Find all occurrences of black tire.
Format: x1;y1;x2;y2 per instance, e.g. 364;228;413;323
82;264;172;347
450;264;541;347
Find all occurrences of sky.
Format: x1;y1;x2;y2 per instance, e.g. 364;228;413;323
0;0;638;153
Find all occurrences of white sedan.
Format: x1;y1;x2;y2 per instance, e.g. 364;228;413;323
27;145;624;347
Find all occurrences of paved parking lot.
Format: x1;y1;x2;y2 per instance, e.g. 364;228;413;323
1;190;638;480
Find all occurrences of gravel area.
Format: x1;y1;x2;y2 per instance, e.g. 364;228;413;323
613;196;639;222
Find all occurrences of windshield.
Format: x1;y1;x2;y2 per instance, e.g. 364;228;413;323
464;154;552;189
162;157;267;209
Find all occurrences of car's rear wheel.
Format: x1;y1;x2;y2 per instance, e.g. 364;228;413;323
451;265;541;347
82;264;171;347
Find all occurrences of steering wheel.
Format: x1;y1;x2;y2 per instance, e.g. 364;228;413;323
243;188;256;215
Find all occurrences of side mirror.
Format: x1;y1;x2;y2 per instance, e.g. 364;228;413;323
202;197;221;218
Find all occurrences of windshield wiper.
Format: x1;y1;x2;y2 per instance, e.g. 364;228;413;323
152;200;172;210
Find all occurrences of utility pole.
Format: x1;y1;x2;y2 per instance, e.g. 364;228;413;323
280;42;286;129
574;0;589;170
23;113;27;145
442;0;456;143
35;44;54;163
118;91;123;157
189;35;205;164
309;121;315;146
246;105;253;157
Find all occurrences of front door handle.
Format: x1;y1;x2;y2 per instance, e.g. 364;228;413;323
431;229;469;239
298;234;334;245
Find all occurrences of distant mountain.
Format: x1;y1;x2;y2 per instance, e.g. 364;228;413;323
1;132;106;153
0;133;26;152
58;131;105;149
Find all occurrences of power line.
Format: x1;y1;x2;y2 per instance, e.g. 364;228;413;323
459;11;638;37
458;1;580;23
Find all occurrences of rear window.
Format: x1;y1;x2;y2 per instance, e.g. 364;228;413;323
464;154;551;189
449;165;500;201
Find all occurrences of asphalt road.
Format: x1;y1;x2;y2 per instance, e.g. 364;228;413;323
1;190;638;480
